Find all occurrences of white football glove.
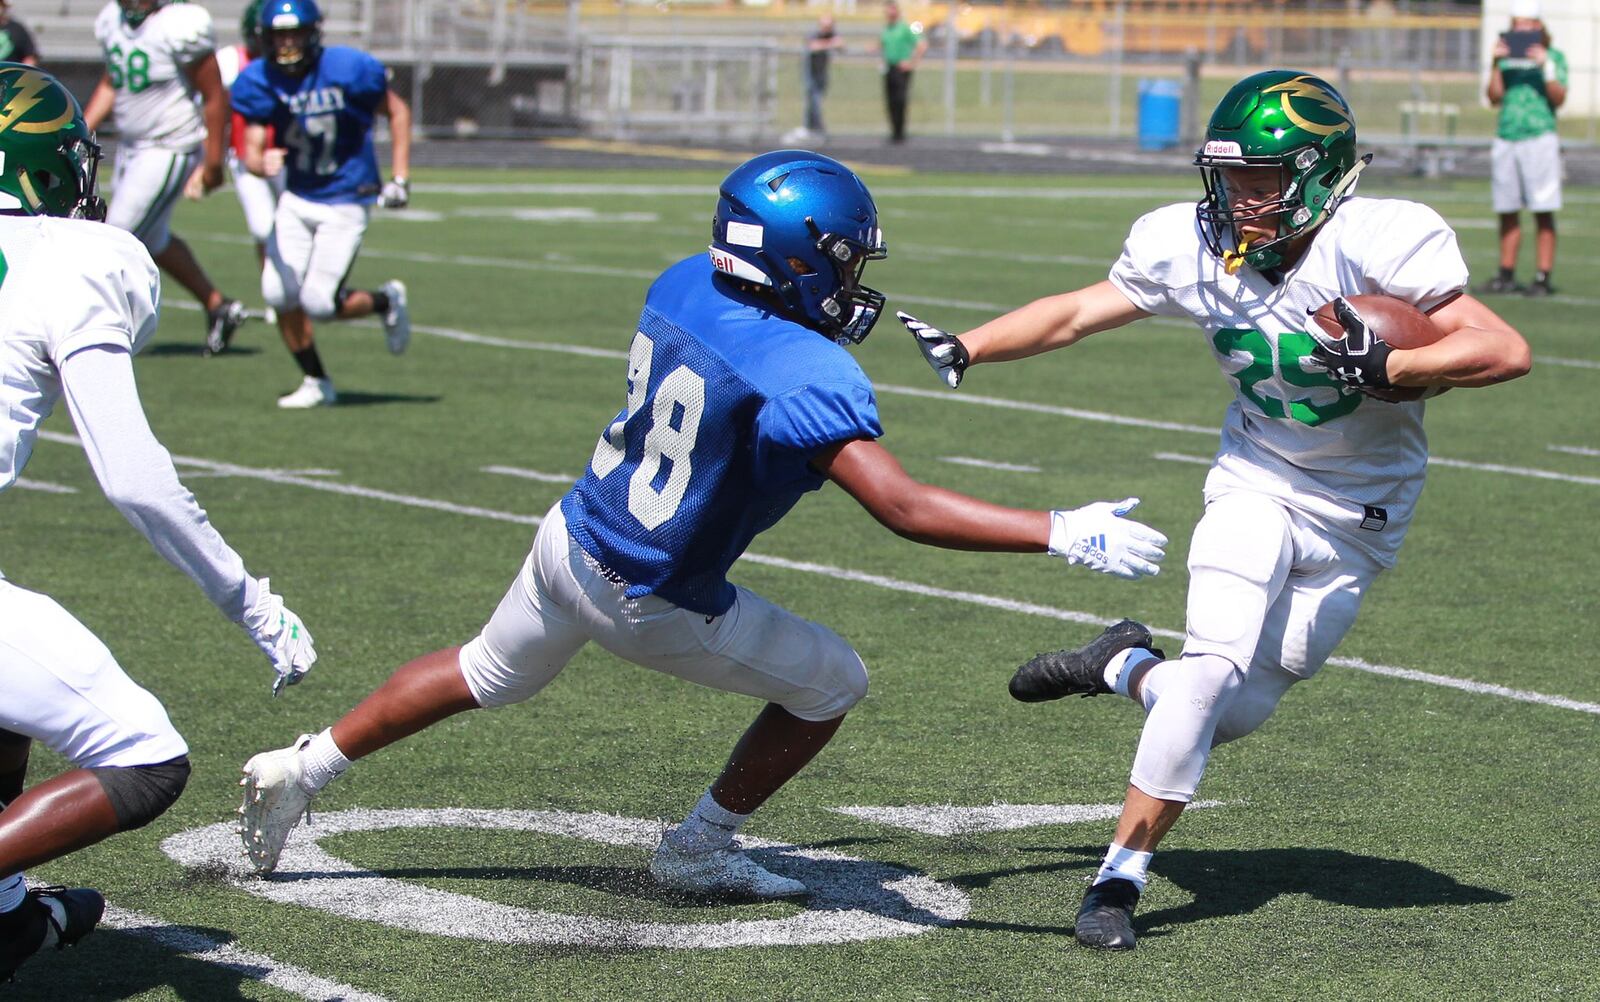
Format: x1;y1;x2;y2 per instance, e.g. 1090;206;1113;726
377;176;410;209
898;310;969;389
240;577;317;695
1048;498;1168;580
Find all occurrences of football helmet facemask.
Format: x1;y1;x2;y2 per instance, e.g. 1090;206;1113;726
260;0;323;76
118;0;167;28
0;64;107;221
710;150;887;345
1195;70;1370;273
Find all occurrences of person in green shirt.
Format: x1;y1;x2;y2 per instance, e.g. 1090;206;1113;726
1480;0;1567;296
877;0;926;144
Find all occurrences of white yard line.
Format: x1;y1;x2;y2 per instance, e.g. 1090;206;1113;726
100;905;394;1002
1536;355;1600;371
481;464;575;483
13;478;77;494
1549;444;1600;458
938;456;1043;473
1156;450;1600;488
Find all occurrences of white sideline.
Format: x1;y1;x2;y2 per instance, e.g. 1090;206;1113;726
34;432;1599;717
100;905;394;1002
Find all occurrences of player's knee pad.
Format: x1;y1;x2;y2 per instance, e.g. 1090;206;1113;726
300;280;340;321
780;643;868;722
90;755;190;832
457;635;548;709
261;266;297;311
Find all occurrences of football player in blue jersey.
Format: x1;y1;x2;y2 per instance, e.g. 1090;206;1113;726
229;0;412;407
237;151;1169;897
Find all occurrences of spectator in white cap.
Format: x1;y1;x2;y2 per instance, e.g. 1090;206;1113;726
1479;0;1567;296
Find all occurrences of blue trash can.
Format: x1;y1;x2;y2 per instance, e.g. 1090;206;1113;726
1137;78;1182;152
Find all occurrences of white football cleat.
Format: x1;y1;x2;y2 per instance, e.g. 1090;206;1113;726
649;834;807;899
239;734;317;875
380;279;410;355
277;376;337;409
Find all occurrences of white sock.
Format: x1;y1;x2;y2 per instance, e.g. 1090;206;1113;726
1103;647;1162;698
299;728;351;794
668;789;750;854
1093;842;1154;892
0;873;25;913
37;895;67;949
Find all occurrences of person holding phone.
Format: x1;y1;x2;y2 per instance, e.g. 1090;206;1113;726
1481;0;1567;297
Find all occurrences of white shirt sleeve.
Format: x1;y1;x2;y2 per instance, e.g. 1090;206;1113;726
1107;204;1192;319
57;344;253;621
1361;201;1470;313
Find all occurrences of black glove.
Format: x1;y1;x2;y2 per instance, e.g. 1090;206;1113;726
898;310;970;389
1308;297;1393;390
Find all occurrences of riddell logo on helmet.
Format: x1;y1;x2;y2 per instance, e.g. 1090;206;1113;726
1203;140;1243;158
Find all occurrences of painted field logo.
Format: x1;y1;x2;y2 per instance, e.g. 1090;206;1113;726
162;808;971;949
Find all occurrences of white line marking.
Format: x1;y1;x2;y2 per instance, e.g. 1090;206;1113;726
409;183;1192;201
164;809;970;949
1535;355;1600;371
101;905;393;1002
13;477;77;494
938;456;1042;473
176;467;342;480
876;382;1217;435
833;801;1222;836
1549;444;1600;458
481;464;575;484
1159;449;1600;488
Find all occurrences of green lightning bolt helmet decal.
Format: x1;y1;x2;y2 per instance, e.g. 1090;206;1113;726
0;63;106;220
1195;70;1369;273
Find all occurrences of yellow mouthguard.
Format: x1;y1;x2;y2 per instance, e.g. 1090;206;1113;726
1221;239;1251;275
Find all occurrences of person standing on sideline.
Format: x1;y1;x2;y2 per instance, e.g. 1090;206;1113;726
84;0;251;354
0;65;315;983
878;1;925;144
231;0;413;408
0;1;39;65
1479;0;1566;297
235;150;1168;893
799;14;843;141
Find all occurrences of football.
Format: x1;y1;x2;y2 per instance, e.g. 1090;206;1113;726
1310;294;1445;402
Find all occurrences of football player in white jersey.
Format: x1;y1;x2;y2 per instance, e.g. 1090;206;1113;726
0;66;316;982
899;70;1531;951
83;0;249;355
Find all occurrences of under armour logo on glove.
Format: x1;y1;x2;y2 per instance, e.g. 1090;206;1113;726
898;310;970;389
1308;297;1393;389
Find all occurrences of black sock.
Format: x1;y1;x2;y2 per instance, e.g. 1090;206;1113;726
293;346;328;380
1497;266;1515;281
368;289;390;315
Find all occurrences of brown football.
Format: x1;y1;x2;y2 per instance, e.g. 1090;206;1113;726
1310;294;1446;402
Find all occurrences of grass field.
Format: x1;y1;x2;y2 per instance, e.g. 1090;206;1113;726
4;158;1598;1000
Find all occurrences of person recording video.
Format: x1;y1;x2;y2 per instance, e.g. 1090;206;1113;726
1480;0;1567;297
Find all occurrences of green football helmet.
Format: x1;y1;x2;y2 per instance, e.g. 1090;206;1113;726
242;0;266;56
0;63;106;221
1195;70;1370;272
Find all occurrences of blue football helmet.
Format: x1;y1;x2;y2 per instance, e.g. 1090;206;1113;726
710;150;887;344
260;0;322;76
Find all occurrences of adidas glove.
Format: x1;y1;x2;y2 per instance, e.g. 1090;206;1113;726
1308;297;1393;390
897;310;969;389
240;577;318;695
377;176;410;209
1048;498;1167;580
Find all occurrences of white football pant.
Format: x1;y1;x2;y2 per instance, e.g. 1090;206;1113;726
1129;489;1382;802
107;144;199;256
458;504;869;722
0;578;188;769
261;191;370;320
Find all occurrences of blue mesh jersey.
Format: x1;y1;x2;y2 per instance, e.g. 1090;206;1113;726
561;255;883;616
230;45;387;204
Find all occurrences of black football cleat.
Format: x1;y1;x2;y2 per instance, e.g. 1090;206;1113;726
0;886;105;981
204;298;249;356
1074;877;1140;950
1009;619;1162;703
1472;274;1524;296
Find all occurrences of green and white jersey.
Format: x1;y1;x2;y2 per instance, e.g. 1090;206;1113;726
94;0;216;150
1108;198;1468;565
0;216;160;492
1497;47;1567;142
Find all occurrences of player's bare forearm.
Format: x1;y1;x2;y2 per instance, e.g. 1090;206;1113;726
382;89;412;180
242;123;268;176
83;75;115;132
813;438;1049;551
963;281;1147;365
189;55;228;172
1391;295;1531;388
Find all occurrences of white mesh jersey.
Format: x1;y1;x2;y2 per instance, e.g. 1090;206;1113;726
1108;196;1469;565
95;1;216;149
0;216;160;493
